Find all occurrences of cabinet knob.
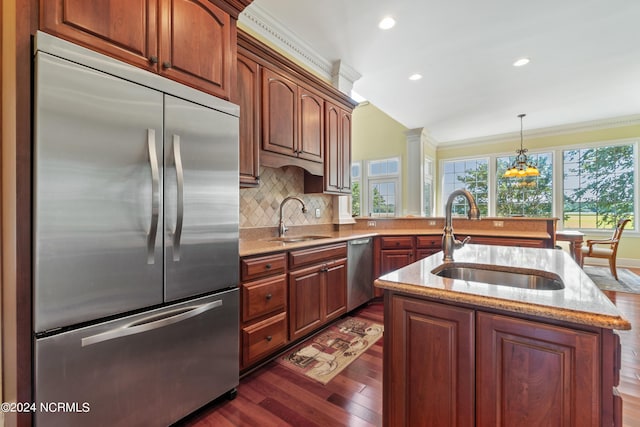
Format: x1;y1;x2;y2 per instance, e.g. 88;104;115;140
149;56;158;64
265;293;272;300
162;61;172;69
265;263;272;270
266;335;272;342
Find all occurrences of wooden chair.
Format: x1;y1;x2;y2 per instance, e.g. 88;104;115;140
580;218;630;280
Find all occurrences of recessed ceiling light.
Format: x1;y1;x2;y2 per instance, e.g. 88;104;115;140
409;73;422;81
513;57;530;67
378;16;396;30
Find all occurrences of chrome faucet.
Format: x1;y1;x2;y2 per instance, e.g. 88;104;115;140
443;189;481;262
278;196;308;237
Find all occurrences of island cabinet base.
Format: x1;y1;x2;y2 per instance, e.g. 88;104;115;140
383;292;623;427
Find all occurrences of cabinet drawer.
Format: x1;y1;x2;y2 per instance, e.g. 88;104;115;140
380;236;414;249
241;253;286;281
242;274;287;323
289;243;347;269
416;236;441;249
242;312;287;367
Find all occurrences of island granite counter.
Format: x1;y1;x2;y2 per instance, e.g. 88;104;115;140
375;243;630;427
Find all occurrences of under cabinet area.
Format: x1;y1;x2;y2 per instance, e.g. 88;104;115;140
239;242;348;371
384;292;622;427
40;0;243;100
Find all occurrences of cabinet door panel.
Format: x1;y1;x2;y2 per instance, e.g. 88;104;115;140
380;249;414;276
386;295;474;427
340;109;352;191
324;103;341;192
159;0;231;99
237;54;260;186
40;0;158;71
298;87;324;162
289;267;322;340
476;312;600;426
324;260;347;322
262;68;297;156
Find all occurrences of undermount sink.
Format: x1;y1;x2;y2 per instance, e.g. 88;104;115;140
267;235;331;243
432;263;565;290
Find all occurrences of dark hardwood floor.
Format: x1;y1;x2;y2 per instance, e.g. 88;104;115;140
181;267;640;427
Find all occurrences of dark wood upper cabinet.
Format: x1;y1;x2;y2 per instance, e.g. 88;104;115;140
40;0;158;71
261;68;297;157
297;87;324;163
158;0;231;99
40;0;246;99
237;53;260;187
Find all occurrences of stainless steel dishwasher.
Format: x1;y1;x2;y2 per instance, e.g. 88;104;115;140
347;237;374;311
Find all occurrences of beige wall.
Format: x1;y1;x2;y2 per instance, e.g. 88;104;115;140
352;102;410;214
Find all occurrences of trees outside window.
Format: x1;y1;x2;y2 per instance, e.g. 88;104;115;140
563;144;635;229
442;159;488;216
496;153;553;217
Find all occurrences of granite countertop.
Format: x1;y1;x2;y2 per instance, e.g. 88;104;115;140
374;244;631;330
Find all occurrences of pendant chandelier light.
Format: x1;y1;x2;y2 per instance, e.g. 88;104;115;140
503;113;540;178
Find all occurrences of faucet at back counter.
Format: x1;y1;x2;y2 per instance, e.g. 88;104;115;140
442;189;481;262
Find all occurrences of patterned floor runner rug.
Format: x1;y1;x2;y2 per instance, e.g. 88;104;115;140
277;317;383;385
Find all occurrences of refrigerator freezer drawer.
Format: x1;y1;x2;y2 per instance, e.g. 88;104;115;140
34;289;239;427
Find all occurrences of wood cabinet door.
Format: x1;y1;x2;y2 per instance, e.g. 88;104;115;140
297;86;324;163
380;249;414;276
158;0;232;99
339;108;352;191
476;312;600;426
324;259;347;322
324;102;341;193
289;265;323;341
385;295;475;427
262;68;297;157
237;53;260;186
40;0;159;72
323;102;351;194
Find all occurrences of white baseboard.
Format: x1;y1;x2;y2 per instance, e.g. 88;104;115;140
582;257;640;269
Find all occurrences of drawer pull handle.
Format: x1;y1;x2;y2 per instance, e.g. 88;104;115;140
265;263;272;269
266;335;272;342
162;61;172;69
149;56;158;64
265;293;272;300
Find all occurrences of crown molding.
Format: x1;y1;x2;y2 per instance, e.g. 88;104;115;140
240;4;333;79
436;114;640;148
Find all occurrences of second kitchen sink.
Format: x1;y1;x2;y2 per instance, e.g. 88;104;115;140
432;263;565;290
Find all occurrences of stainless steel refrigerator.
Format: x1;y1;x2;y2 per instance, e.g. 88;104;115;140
33;32;239;426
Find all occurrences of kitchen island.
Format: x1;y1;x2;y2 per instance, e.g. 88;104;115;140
375;244;630;427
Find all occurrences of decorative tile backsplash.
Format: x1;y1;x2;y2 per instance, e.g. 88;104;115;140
240;166;333;228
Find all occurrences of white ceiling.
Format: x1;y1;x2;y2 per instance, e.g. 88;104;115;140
245;0;640;143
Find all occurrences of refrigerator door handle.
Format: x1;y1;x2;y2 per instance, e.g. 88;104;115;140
81;299;223;347
147;129;160;265
172;135;184;262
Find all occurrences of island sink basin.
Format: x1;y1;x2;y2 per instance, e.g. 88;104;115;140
432;263;565;290
267;235;331;243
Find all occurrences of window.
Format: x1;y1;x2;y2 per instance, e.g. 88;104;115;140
563;144;636;229
351;162;361;216
442;158;488;216
496;153;553;217
367;157;400;217
423;157;434;216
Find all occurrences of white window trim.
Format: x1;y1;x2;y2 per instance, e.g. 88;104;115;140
438;137;638;235
360;157;402;217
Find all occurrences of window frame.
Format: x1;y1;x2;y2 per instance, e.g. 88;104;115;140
438;138;638;235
